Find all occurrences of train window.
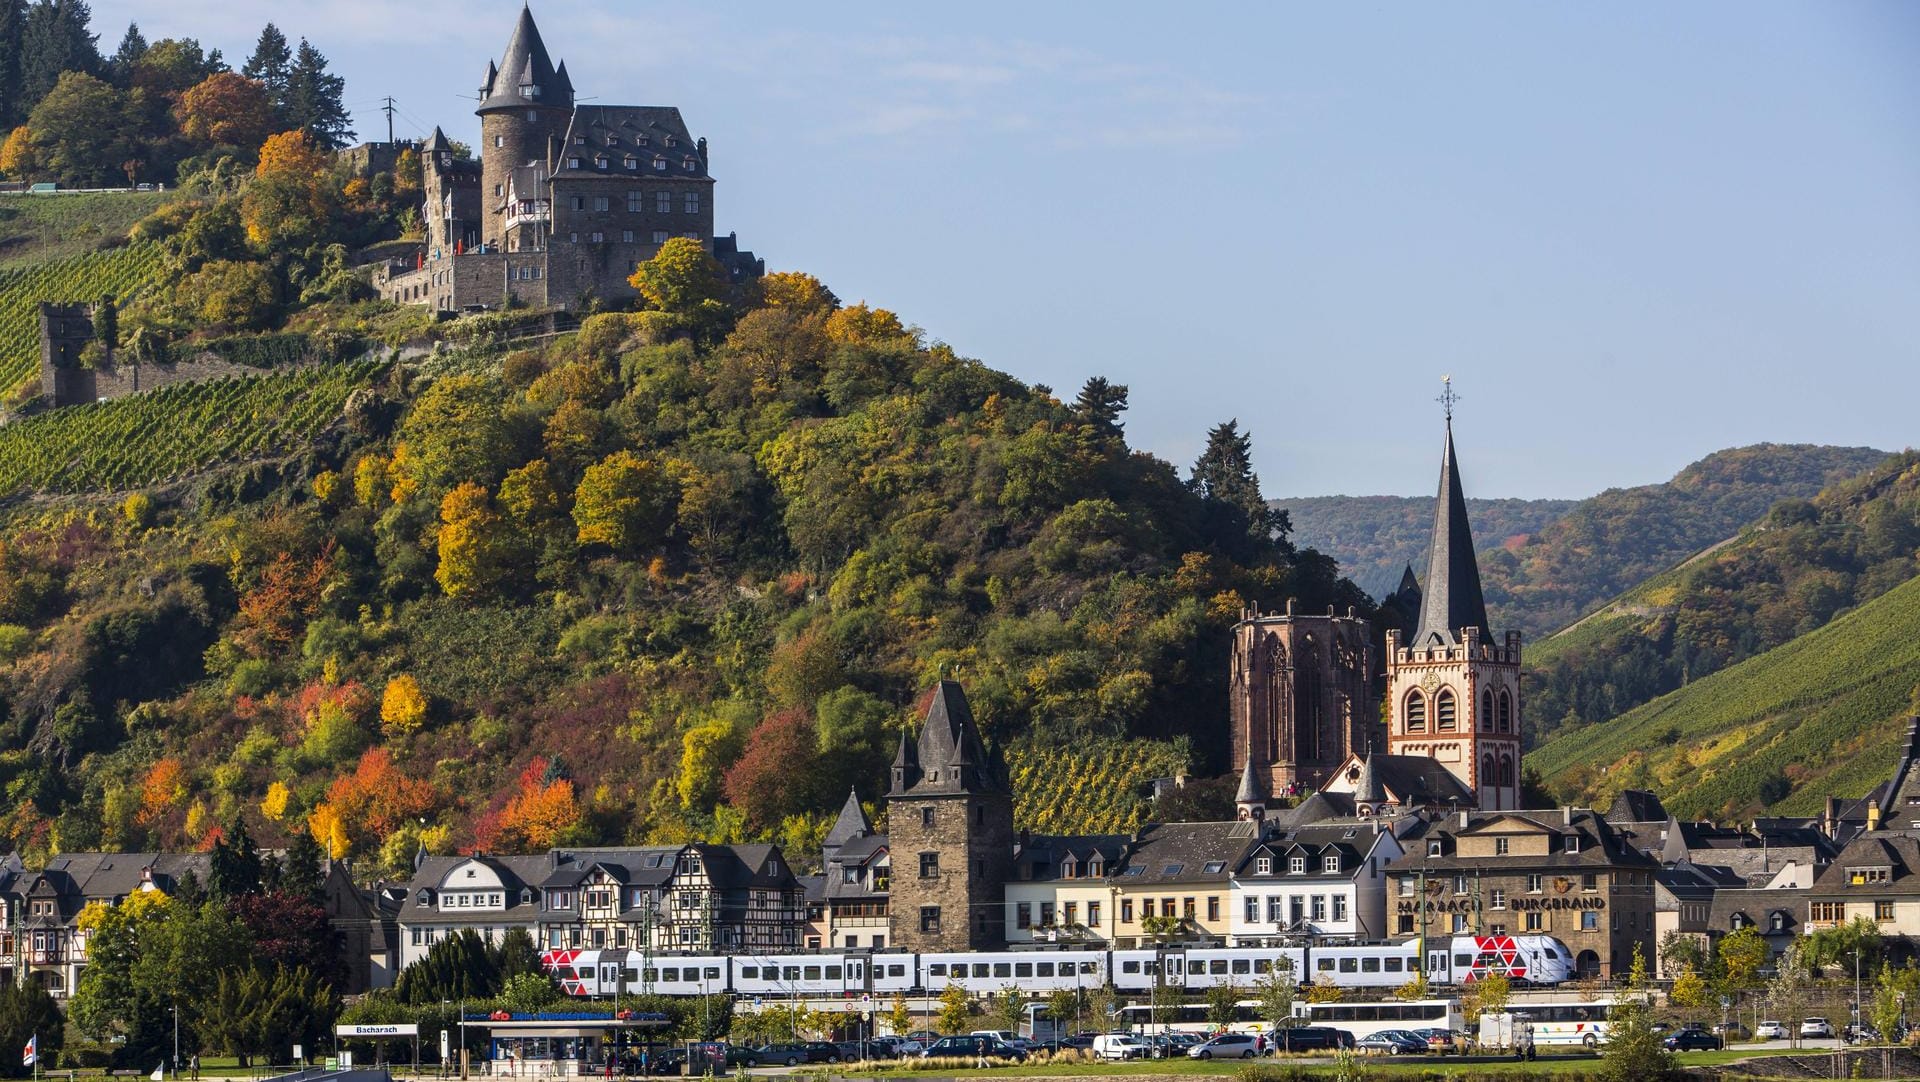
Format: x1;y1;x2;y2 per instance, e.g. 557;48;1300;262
1385;958;1403;972
1080;961;1098;974
660;969;677;982
1209;960;1227;974
1122;960;1140;974
1361;958;1379;972
706;967;720;979
783;967;800;981
627;968;641;983
1035;962;1054;976
1316;958;1334;972
993;963;1011;978
1454;954;1473;968
825;966;842;980
1015;963;1032;978
803;966;822;981
929;963;946;976
1254;959;1271;973
971;963;988;978
1338;958;1358;973
1231;959;1250;974
740;966;758;979
888;965;905;977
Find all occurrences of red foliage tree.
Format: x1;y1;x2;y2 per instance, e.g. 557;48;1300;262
325;747;438;839
721;709;827;830
229;889;343;987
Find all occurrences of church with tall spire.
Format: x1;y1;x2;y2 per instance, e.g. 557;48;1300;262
1381;387;1524;809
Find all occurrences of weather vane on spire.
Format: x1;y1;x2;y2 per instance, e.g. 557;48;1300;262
1438;375;1460;423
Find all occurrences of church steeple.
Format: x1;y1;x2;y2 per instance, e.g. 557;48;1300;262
1411;418;1490;647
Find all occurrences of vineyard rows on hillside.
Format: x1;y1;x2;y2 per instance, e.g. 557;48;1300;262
0;242;168;394
1011;737;1190;834
0;361;386;497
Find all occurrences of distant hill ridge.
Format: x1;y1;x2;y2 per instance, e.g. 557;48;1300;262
1278;494;1573;600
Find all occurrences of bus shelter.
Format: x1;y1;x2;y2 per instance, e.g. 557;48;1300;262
468;1014;669;1077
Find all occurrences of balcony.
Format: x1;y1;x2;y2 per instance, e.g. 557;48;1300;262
505;200;551;228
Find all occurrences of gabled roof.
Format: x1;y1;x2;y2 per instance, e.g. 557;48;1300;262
1410;421;1491;647
1809;832;1920;897
824;789;873;852
1113;821;1260;885
1013;834;1130;883
1606;789;1670;826
890;682;1005;796
1388;808;1657;873
1326;753;1476;808
1876;717;1920;822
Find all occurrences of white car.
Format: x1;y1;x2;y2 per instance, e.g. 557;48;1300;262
1755;1020;1787;1040
1800;1018;1834;1039
1187;1033;1261;1060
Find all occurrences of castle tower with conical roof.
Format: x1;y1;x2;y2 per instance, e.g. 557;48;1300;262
476;4;575;251
1384;402;1522;809
886;681;1013;950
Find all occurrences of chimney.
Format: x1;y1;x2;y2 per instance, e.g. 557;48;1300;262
1562;806;1574;826
1868;803;1882;832
1457;810;1469;829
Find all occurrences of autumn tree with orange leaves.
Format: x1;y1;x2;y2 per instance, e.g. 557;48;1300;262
175;73;275;153
475;757;582;851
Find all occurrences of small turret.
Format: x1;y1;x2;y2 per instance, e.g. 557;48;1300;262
1235;758;1269;823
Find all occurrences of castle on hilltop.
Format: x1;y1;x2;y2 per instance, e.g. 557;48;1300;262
376;5;762;312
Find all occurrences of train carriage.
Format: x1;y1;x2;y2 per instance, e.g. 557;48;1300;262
922;950;1106;994
730;953;872;998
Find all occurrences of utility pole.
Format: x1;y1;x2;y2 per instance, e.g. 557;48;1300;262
382;96;397;144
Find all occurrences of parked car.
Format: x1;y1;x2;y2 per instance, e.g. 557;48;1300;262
1800;1018;1835;1039
1270;1027;1356;1052
744;1042;838;1066
1188;1033;1262;1060
1754;1020;1788;1040
1664;1027;1723;1052
920;1036;1027;1061
1055;1034;1097;1053
1092;1034;1151;1061
1713;1021;1751;1040
1356;1030;1426;1055
1416;1028;1471;1054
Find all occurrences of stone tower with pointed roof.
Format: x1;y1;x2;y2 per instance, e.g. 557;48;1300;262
476;4;574;252
1228;600;1377;797
1384;413;1523;809
886;681;1013;950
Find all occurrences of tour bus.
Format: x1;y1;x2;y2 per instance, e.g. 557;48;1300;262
1297;999;1463;1043
1508;999;1615;1049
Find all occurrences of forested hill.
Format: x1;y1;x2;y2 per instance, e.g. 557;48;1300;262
1525;449;1920;751
1278;495;1574;600
1480;443;1889;637
0;262;1369;876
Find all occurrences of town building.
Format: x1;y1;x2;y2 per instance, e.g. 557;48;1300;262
1004;833;1128;946
5;852;212;998
885;681;1014;951
1229;820;1405;945
1805;832;1920;939
818;791;890;950
1107;821;1258;948
376;5;761;313
1386;808;1657;978
1383;409;1523;810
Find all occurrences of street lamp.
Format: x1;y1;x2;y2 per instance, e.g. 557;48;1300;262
170;1004;179;1080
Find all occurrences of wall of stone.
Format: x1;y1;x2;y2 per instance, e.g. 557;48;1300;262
886;793;1014;952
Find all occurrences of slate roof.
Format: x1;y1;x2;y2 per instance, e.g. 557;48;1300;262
397;853;554;926
1337;753;1476;808
1876;717;1920;822
13;852;214;928
557;107;705;177
1236;758;1270;805
478;4;573;113
1113;821;1261;886
1013;834;1130;883
1236;823;1388;880
1606;789;1670;826
1708;887;1805;935
1387;809;1657;874
890;682;1006;797
1410;422;1492;647
824;790;873;855
1809;832;1920;897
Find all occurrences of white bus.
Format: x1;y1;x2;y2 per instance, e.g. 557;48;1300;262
1298;999;1462;1042
1509;999;1615;1049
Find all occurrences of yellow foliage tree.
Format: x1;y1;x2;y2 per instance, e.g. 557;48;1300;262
352;454;390;508
380;674;428;736
434;482;509;598
0;125;35;178
824;302;912;346
757;271;837;313
260;780;290;821
572;451;678;554
308;801;349;858
677;722;736;808
627;236;725;314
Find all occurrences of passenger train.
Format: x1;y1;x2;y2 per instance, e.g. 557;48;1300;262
540;935;1576;999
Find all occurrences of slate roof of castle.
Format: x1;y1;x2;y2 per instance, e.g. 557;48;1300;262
556;107;706;178
479;4;573;113
1411;421;1492;647
890;681;1005;796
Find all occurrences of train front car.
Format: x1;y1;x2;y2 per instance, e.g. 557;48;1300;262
1449;935;1575;985
540;948;607;996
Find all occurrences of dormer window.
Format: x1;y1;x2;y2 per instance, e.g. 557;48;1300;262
1255;856;1272;875
1427;839;1443;857
1563;836;1579;854
1087;859;1102;876
683;158;698;172
1288;856;1306;875
417;889;432;904
594;155;608;170
653;157;667;172
665;136;678;147
567;157;581;169
521;83;539;99
519;888;533;905
607;135;620;146
624;156;637;170
1322;854;1340;874
572;134;586;145
637;136;649;147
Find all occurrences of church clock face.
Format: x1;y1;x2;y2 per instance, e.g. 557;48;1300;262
1420;672;1443;697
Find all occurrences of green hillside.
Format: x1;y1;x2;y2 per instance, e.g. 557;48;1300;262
0;191;175;271
0;243;169;397
1524;451;1920;747
1479;443;1889;637
1277;494;1574;600
1530;570;1920;820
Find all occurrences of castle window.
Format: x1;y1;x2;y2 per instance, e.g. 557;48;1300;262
622;230;633;243
1436;688;1457;732
590;232;604;243
653;157;667;171
684;192;700;214
494;135;504;148
651;231;668;245
625;156;637;170
628;192;643;212
568;232;578;243
570;196;585;211
1404;690;1427;733
920;806;934;828
526;111;537;122
919;906;939;933
1480;690;1493;732
1498;690;1513;733
656;191;672;213
593;196;609;212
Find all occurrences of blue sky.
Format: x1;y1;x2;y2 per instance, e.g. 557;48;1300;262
95;1;1920;498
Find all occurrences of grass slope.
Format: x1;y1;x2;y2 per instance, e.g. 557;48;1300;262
0;190;173;271
1529;572;1920;819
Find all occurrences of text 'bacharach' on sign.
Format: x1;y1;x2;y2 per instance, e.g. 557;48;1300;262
336;1024;422;1037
